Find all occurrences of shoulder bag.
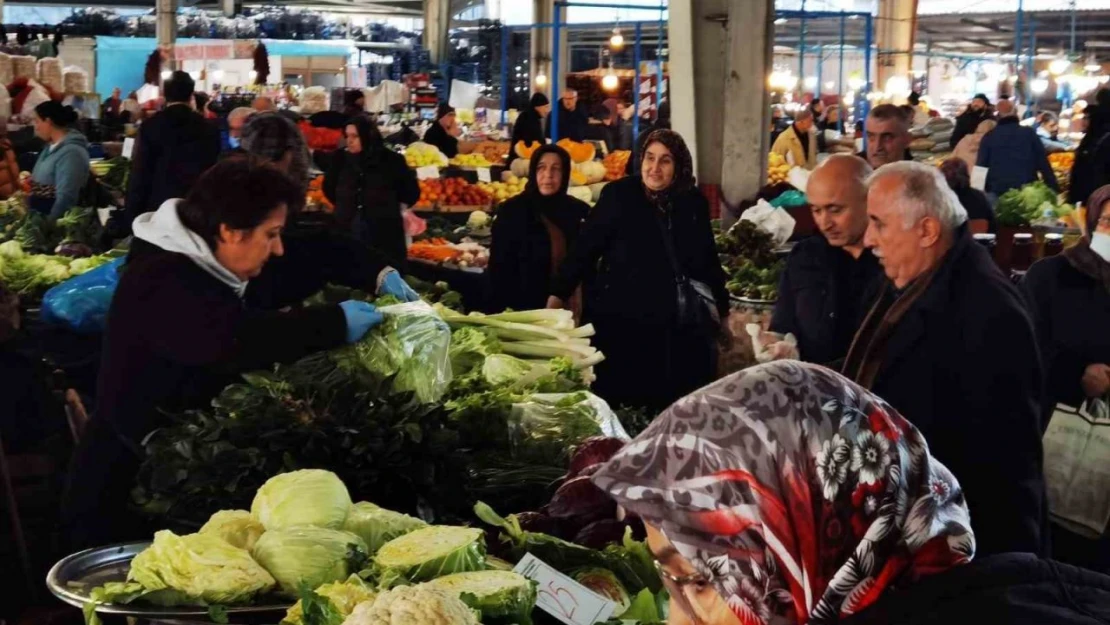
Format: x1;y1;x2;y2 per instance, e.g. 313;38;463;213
656;210;720;335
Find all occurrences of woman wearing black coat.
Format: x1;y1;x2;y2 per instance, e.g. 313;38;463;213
1022;185;1110;572
549;129;728;411
324;115;420;268
422;103;461;159
63;159;416;549
509;93;550;150
488;145;588;313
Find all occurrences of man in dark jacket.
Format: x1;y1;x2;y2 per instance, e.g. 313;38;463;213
844;161;1046;557
547;88;588;142
771;155;881;365
858;104;914;169
123;71;221;226
977;98;1058;196
510;92;550;149
948;93;992;149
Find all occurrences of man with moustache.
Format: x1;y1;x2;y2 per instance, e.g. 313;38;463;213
770;154;882;364
858;103;914;169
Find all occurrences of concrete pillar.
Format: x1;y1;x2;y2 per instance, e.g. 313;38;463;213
157;0;176;47
423;0;450;65
876;0;918;96
221;0;235;18
668;0;773;221
530;0;554;98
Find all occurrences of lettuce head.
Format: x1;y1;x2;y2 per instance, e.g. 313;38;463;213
251;527;369;597
374;526;486;583
200;510;266;551
428;570;537;624
251;469;352;530
280;576;376;625
127;530;276;605
342;501;428;555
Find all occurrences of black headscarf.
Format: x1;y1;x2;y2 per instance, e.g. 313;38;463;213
524;144;572;212
639;129;695;213
346;114;386;163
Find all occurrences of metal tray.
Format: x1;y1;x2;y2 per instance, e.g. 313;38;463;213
46;542;292;620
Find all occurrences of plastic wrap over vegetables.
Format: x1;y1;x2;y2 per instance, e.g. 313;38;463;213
337;301;453;404
510;392;630;454
39;256;122;333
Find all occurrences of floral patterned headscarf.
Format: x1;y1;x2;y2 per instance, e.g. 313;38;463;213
592;361;974;625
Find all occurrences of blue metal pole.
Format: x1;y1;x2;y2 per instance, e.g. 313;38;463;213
1027;20;1036;110
500;24;508;126
551;6;562;142
656;0;664;116
816;48;823;100
839;12;845;133
1015;0;1024;102
862;13;873;152
633;22;642;164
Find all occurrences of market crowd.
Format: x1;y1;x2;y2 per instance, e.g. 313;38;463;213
1;68;1109;625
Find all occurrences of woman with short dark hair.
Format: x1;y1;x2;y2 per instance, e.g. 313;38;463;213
938;157;996;233
62;158;407;549
323;114;420;268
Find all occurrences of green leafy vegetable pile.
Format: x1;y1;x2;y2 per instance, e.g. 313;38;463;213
995;180;1063;227
716;219;785;301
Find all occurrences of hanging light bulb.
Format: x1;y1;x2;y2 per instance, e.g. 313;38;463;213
1031;78;1049;94
1049;57;1071;76
248;70;258;80
160;70;172;80
535;72;548;87
609;26;624;50
602;70;619;91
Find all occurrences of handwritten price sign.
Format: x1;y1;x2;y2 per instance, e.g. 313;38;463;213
513;553;617;625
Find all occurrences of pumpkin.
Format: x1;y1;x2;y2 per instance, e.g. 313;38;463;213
510;158;531;178
574;161;606;185
569;169;588;187
514;141;542;159
557;139;596;163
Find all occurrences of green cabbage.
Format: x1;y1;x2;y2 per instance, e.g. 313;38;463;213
428;570;537;624
280;576;376;625
250;527;369;597
374;526;486;583
0;240;23;259
127;530;276;605
342;501;428;555
250;469;352;530
200;510;266;551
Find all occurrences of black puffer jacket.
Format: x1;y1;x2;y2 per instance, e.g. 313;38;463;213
842;554;1110;625
124;105;221;221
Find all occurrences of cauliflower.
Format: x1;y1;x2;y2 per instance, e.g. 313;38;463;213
341;584;479;625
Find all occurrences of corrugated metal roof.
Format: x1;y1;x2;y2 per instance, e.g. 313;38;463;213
775;0;1110;14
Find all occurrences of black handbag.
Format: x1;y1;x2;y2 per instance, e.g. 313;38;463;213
656;211;720;334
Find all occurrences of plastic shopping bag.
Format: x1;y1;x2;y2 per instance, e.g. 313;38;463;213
40;257;124;334
740;199;796;246
1042;397;1110;538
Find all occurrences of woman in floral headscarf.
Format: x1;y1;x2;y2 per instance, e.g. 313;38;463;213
593;361;976;625
548;129;728;411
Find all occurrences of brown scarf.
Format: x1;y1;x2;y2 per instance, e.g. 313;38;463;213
540;213;582;321
842;266;940;390
1063;236;1110;293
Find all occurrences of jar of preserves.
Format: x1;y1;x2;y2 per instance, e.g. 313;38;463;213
1043;232;1064;258
1011;232;1035;280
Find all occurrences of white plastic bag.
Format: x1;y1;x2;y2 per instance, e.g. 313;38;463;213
510;392;631;445
740;199;796;246
1042;397;1110;538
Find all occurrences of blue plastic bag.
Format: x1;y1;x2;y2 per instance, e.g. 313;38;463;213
40;257;124;334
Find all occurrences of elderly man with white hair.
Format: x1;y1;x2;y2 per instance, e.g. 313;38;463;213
842;160;1046;558
547;87;588;142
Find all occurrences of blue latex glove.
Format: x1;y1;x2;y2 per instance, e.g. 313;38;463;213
378;270;421;302
338;300;383;343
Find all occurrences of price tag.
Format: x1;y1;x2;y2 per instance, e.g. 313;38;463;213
416;165;440;180
122;137;135;159
476;167;492;183
971;166;988;191
513;553;617;625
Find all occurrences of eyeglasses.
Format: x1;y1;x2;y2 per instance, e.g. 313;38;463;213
654;560;710;624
